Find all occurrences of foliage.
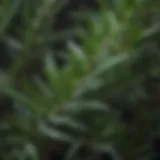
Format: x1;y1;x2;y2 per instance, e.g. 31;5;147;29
0;0;160;160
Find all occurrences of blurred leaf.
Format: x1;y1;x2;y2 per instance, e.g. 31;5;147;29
39;122;74;142
64;100;109;113
48;115;87;132
0;0;23;36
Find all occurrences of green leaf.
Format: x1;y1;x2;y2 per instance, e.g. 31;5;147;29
39;122;73;142
48;115;87;131
64;100;109;113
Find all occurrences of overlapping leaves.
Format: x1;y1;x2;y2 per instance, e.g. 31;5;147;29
0;0;160;160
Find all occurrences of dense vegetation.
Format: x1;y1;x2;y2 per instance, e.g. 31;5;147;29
0;0;160;160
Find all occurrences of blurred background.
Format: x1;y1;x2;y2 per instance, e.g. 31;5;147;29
0;0;160;160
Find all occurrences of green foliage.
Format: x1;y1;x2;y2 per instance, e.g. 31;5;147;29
0;0;160;160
